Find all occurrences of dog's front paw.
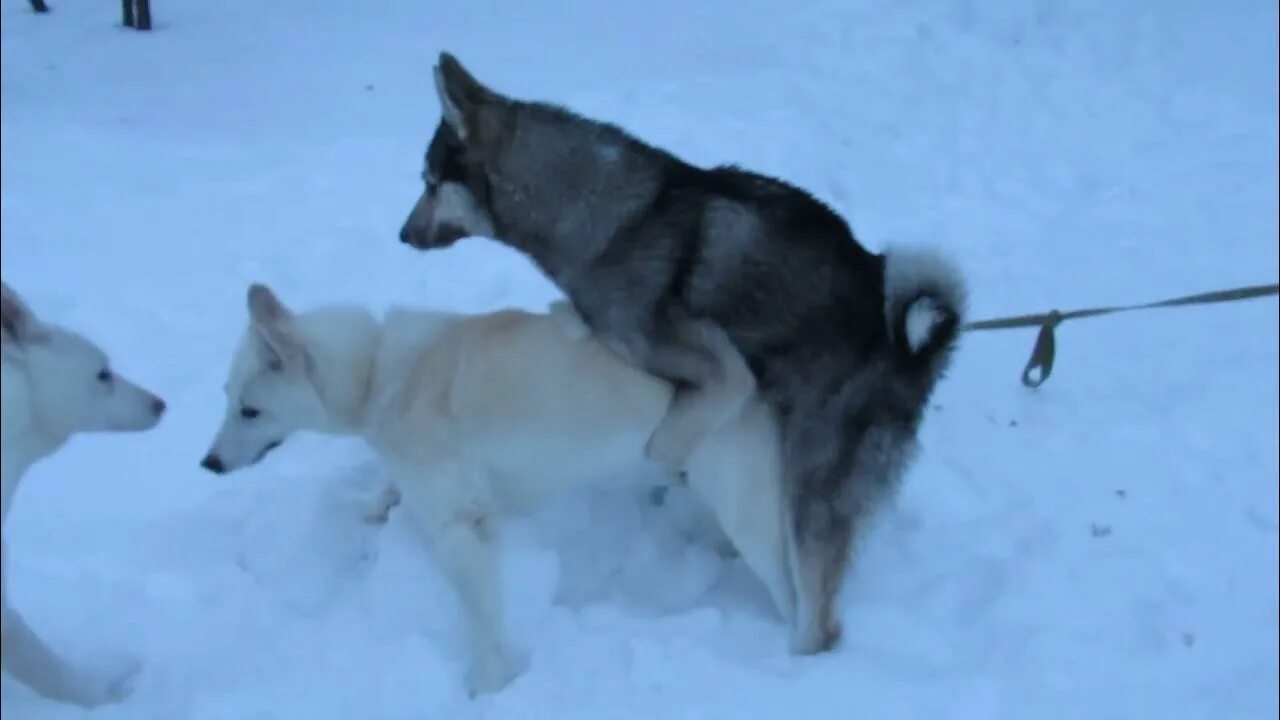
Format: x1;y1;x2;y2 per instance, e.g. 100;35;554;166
69;655;141;708
362;486;402;525
465;651;524;698
100;657;142;704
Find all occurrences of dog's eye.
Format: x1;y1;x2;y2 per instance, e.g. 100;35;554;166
240;406;261;420
96;369;113;383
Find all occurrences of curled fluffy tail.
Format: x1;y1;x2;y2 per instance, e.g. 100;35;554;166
882;246;967;378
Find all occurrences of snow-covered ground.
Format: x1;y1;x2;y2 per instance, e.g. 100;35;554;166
2;0;1276;717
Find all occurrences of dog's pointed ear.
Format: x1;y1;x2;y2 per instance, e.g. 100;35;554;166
1;282;41;346
246;283;306;372
434;52;499;142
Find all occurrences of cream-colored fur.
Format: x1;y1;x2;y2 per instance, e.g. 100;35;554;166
203;285;794;696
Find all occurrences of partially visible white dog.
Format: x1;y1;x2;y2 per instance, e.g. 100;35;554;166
1;282;166;707
201;284;796;696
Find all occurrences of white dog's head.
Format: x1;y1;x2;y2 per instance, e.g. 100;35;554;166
1;282;166;444
200;284;329;474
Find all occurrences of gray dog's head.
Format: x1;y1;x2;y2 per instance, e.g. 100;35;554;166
400;52;663;262
399;53;504;250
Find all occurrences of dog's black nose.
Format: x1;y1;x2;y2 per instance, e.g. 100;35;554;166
151;398;167;416
200;454;226;474
399;226;416;245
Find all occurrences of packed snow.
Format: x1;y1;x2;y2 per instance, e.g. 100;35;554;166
2;0;1277;717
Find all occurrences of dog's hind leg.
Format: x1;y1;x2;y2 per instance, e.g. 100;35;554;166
394;460;522;696
777;403;861;656
781;407;908;655
785;507;852;655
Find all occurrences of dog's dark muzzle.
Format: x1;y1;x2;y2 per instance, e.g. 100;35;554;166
399;222;467;250
399;222;428;248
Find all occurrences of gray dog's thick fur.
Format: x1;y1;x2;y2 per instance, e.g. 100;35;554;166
400;53;967;653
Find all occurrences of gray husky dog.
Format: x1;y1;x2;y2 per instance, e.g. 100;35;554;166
399;53;966;655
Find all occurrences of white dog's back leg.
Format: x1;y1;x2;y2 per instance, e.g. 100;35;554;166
394;459;521;696
684;404;796;627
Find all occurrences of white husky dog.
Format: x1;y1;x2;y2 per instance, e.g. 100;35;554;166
201;284;794;696
1;282;166;707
